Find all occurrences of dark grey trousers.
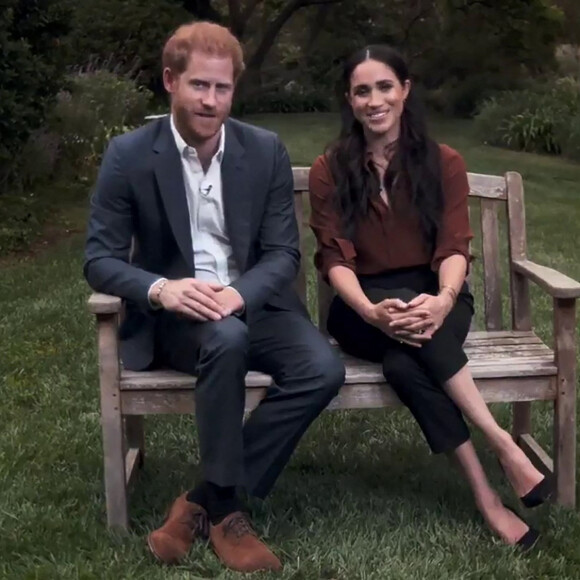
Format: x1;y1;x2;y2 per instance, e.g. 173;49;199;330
156;307;345;498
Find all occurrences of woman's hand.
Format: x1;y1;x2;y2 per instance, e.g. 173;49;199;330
363;299;432;347
389;293;454;338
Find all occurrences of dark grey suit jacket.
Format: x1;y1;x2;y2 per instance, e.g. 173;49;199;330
84;116;307;370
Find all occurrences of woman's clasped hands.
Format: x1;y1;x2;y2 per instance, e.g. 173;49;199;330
364;293;455;347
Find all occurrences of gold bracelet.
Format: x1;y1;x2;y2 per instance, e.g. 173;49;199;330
439;285;458;304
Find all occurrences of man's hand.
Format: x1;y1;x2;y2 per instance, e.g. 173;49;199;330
214;287;245;316
363;298;431;347
153;278;229;321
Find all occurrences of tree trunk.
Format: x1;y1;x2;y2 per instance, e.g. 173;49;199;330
181;0;343;98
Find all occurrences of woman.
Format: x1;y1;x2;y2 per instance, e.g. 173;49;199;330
309;45;552;549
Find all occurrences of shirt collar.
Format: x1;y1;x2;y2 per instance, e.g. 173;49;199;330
170;115;225;163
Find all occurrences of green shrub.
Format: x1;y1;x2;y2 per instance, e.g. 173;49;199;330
0;68;151;254
0;0;72;190
557;113;580;162
474;78;580;154
16;129;60;189
0;176;86;255
48;69;152;177
556;45;580;79
0;193;40;254
65;0;189;93
415;0;562;117
428;72;526;118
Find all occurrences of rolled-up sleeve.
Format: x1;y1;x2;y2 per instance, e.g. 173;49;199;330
308;155;357;281
431;147;474;271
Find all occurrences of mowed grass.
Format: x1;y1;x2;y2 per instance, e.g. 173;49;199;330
2;113;580;579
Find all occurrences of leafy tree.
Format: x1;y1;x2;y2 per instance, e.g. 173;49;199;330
0;0;72;189
177;0;346;94
299;0;563;116
553;0;580;45
63;0;346;97
63;0;190;93
426;0;563;115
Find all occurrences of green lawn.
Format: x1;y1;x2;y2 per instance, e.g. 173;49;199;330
2;113;580;579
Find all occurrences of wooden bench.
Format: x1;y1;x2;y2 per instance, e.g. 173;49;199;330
88;167;580;530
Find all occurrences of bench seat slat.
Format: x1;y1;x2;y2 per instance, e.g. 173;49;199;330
465;330;538;339
121;369;273;388
120;331;556;392
465;346;551;357
464;336;544;346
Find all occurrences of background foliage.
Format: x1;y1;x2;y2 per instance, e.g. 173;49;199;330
475;77;580;159
0;0;72;189
1;0;579;253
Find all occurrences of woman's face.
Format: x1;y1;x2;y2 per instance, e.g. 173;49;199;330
347;59;410;141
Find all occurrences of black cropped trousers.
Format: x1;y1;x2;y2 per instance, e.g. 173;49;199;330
327;266;474;454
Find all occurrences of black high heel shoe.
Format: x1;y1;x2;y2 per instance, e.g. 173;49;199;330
503;504;540;552
520;475;554;509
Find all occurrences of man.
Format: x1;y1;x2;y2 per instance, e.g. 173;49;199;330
84;21;345;573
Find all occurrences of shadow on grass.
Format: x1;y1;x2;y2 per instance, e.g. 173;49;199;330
129;410;482;536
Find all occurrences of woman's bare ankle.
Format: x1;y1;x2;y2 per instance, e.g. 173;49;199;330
497;444;544;497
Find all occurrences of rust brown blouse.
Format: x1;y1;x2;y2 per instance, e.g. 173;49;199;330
308;144;473;281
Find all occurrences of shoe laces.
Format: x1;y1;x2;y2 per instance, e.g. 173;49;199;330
182;510;208;539
223;513;256;539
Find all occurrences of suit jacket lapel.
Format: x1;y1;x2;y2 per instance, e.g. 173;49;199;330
222;120;252;271
153;117;195;272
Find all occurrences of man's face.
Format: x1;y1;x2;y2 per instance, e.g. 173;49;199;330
163;50;235;145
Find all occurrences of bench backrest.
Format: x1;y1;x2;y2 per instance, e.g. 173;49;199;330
291;167;532;333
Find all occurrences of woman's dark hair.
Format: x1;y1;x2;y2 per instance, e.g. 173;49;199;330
327;45;443;247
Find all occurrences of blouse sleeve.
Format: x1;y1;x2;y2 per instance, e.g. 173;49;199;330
308;154;357;281
431;146;474;271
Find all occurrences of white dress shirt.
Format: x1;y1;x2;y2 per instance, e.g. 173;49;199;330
147;118;242;308
170;116;240;285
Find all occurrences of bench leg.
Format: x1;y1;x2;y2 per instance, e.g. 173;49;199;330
512;402;531;441
102;408;129;530
554;397;575;508
98;314;129;530
125;416;145;468
553;298;577;508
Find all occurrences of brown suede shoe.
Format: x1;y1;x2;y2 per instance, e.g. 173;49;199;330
147;493;208;564
209;511;282;573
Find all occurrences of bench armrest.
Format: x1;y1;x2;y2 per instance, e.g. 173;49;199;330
512;259;580;299
88;292;123;314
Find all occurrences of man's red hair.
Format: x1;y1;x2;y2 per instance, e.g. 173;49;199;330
162;21;245;81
